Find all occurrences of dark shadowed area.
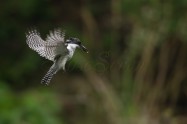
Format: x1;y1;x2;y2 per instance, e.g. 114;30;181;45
0;0;187;124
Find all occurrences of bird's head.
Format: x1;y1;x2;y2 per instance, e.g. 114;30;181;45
66;37;88;53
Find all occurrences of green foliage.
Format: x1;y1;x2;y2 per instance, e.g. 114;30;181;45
0;82;63;124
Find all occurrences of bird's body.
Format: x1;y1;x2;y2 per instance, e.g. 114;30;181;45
26;29;88;85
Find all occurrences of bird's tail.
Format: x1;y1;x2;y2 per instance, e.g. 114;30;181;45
41;64;58;85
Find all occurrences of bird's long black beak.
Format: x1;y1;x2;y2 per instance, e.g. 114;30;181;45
80;44;88;53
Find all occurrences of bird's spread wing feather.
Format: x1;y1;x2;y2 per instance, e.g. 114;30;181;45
26;29;67;61
46;29;65;43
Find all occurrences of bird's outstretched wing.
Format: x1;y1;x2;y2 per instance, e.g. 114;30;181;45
26;29;67;61
46;28;65;43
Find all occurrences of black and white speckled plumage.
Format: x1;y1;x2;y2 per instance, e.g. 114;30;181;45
26;29;67;61
26;29;88;85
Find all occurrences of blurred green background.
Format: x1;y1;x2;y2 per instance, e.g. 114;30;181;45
0;0;187;124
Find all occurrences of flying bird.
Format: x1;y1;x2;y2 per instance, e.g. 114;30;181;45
26;29;88;85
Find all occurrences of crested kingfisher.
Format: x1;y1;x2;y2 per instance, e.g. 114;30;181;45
26;29;88;85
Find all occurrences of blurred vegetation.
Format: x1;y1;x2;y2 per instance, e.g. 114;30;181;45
0;82;62;124
0;0;187;124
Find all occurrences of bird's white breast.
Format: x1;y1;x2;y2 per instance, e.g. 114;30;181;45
67;44;79;58
58;43;79;70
